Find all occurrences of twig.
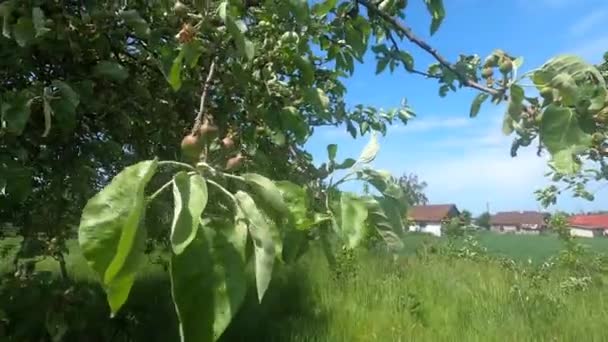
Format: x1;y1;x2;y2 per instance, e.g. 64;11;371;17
386;30;440;79
361;0;499;96
191;59;217;135
361;0;537;116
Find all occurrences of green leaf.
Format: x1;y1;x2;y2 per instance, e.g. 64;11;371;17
307;87;330;111
242;173;289;216
312;0;338;15
32;7;50;37
295;55;314;85
327;144;338;161
0;1;15;39
541;104;592;155
234;191;276;302
171;172;208;255
346;120;357;138
551;148;581;174
219;4;254;61
169;51;185;91
288;0;310;24
182;40;204;68
340;193;368;249
345;23;366;59
171;218;248;342
13;17;35;47
364;196;404;251
513;56;524;70
78;160;158;315
1;92;33;135
356;133;380;165
507;84;525;120
376;57;389;74
398;51;414;71
94;61;129;82
424;0;445;35
49;81;80;133
119;10;150;38
53;81;80;107
1;165;32;202
470;93;489;118
335;158;356;170
244;39;255;61
275;181;309;229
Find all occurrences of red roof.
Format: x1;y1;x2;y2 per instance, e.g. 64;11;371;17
568;215;608;229
408;204;459;222
490;211;547;228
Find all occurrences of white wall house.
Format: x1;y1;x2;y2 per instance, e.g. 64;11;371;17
568;215;608;238
409;222;442;237
407;204;460;238
569;226;604;238
490;211;547;235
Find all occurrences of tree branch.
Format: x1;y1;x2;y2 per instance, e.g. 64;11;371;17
360;0;499;97
191;59;217;135
385;30;440;79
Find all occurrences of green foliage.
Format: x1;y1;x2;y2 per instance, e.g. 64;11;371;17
171;219;248;342
171;172;208;255
3;0;608;339
339;193;369;249
78;159;158;315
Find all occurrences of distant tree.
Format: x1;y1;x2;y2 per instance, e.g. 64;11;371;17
398;173;429;206
460;210;473;226
475;212;491;230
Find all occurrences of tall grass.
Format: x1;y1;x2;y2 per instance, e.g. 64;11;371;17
225;244;608;341
3;233;608;341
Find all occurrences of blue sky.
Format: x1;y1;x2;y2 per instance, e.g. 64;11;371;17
304;0;608;215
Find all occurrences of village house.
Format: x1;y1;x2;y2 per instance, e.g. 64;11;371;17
407;204;460;237
568;215;608;238
490;211;548;234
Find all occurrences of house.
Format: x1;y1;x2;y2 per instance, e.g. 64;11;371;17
490;211;548;234
407;204;460;237
568;215;608;238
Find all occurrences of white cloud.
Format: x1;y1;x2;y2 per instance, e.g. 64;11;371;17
390;116;471;133
568;10;608;37
376;145;551;214
566;35;608;63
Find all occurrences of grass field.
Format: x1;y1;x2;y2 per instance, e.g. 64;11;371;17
2;231;608;341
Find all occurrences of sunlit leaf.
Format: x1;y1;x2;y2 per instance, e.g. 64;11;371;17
169;51;185;91
355;133;380;165
275;181;309;229
312;0;338;15
171;172;208;255
242;173;289;216
340;193;368;249
171;218;248;342
78;160;158;315
234;191;276;302
541;104;592;155
423;0;445;35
